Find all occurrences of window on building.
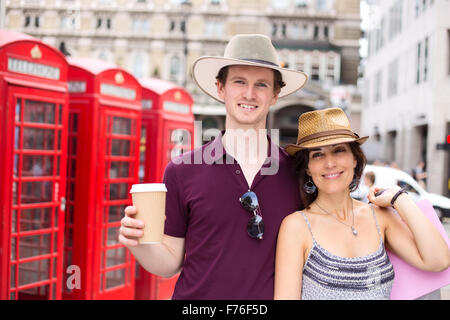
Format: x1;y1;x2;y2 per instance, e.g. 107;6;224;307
423;37;429;82
272;0;289;9
364;78;371;108
171;0;192;5
415;37;430;85
316;0;330;10
282;24;287;38
327;55;335;83
24;13;40;29
169;55;181;82
205;21;224;37
448;30;450;75
324;25;329;39
97;50;111;63
169;18;187;34
97;17;112;30
303;24;309;39
313;25;319;39
374;70;382;103
388;1;402;41
388;58;399;97
414;0;433;18
61;15;77;31
375;27;381;52
311;64;320;81
59;41;71;56
295;0;307;8
271;21;288;39
132;17;150;33
290;24;300;39
132;52;146;79
416;42;421;84
386;130;397;162
180;20;186;33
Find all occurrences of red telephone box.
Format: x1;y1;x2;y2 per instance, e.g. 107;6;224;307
63;57;141;300
135;77;194;300
0;30;69;300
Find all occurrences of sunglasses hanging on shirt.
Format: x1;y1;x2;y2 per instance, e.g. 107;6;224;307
239;190;264;240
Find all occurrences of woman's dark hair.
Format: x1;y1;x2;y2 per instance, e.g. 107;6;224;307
215;66;286;95
293;142;367;210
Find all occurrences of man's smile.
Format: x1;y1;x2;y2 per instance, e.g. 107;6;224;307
238;103;258;111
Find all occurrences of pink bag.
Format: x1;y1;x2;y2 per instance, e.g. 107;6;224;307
388;199;450;300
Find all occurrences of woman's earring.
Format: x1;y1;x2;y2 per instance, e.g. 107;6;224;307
304;176;317;194
349;175;359;190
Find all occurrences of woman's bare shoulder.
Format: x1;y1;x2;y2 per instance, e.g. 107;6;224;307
280;211;310;237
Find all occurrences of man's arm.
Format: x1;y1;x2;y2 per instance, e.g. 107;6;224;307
119;206;185;278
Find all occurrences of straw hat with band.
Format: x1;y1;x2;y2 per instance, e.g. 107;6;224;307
191;34;308;104
285;107;369;156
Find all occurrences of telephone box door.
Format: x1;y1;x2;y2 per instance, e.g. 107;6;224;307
92;108;139;300
6;85;67;300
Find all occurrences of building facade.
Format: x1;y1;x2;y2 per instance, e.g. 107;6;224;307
362;0;450;196
4;0;361;147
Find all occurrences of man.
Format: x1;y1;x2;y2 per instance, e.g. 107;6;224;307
119;34;308;299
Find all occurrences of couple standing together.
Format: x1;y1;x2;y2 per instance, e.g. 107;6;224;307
119;34;450;300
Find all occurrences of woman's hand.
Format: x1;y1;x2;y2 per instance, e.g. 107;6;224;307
370;186;450;272
367;185;403;207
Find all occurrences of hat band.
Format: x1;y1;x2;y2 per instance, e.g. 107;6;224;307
239;58;279;67
297;129;358;146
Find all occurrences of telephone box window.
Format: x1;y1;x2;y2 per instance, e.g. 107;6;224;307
19;207;52;232
23;128;55;150
23;100;55;124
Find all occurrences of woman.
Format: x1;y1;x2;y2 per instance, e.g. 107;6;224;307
274;108;450;300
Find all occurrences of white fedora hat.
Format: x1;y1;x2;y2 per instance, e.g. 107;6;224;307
191;34;308;103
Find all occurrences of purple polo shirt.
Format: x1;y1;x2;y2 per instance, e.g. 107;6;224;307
163;132;301;300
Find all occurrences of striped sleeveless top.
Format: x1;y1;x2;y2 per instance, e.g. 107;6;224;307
300;206;395;300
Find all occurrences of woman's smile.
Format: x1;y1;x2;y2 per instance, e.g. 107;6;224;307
322;171;344;179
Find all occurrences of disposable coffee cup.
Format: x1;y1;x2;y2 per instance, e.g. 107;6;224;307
129;183;167;244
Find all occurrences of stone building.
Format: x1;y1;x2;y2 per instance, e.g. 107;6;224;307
362;0;450;196
4;0;361;147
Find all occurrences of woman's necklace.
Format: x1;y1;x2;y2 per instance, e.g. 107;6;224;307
315;199;358;236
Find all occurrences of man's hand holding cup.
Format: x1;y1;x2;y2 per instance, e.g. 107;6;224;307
119;183;167;247
119;205;145;247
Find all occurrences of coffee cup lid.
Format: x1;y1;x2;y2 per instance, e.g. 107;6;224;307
130;183;167;193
